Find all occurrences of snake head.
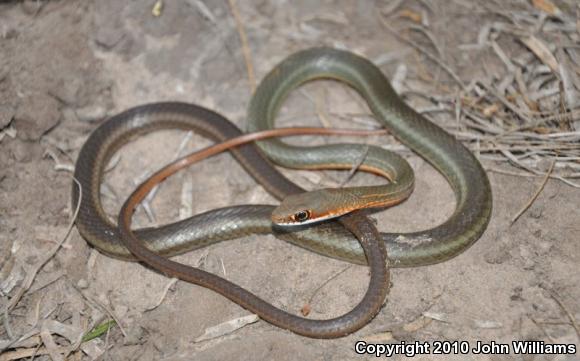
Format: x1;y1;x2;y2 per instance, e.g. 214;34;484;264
271;189;354;226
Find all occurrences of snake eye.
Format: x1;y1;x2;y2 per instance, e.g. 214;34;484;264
293;210;311;223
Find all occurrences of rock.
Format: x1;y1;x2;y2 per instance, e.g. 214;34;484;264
50;75;85;105
14;93;61;141
11;141;40;163
0;104;15;128
21;0;45;15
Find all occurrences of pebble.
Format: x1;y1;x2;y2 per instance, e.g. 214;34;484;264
75;104;108;122
0;104;15;128
11;141;39;163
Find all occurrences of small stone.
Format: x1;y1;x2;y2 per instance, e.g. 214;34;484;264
94;26;125;49
75;104;108;122
510;286;523;301
11;141;40;163
77;279;89;289
14;93;61;141
0;104;15;128
50;76;85;105
21;0;44;15
484;250;511;264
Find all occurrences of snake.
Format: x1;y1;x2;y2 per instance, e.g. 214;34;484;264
73;47;492;337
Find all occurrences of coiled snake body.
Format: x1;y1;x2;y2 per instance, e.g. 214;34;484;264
73;48;492;338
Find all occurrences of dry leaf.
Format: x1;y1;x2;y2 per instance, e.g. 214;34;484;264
531;0;559;15
397;9;422;23
195;314;259;342
152;0;163;17
520;36;559;73
40;322;64;361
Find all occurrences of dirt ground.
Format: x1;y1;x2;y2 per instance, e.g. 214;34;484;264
1;1;579;360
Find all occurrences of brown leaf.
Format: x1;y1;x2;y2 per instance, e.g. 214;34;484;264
531;0;559;15
397;9;422;24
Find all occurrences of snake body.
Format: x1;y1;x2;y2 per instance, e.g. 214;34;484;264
73;48;492;337
249;48;492;267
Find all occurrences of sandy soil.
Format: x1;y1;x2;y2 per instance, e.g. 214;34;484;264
0;1;578;360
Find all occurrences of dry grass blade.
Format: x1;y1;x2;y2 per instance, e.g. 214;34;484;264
380;18;466;90
549;291;580;340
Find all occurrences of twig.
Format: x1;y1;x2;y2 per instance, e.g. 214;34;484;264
339;146;370;187
529;316;557;343
305;266;352;311
549;291;580;341
145;278;179;311
380;19;466;90
227;0;256;92
2;179;82;319
510;159;555;225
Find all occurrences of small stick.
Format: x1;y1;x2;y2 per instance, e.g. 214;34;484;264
510;159;555;225
549;291;580;340
487;167;580;188
145;278;179;312
339;146;370;187
303;266;353;316
1;179;82;319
